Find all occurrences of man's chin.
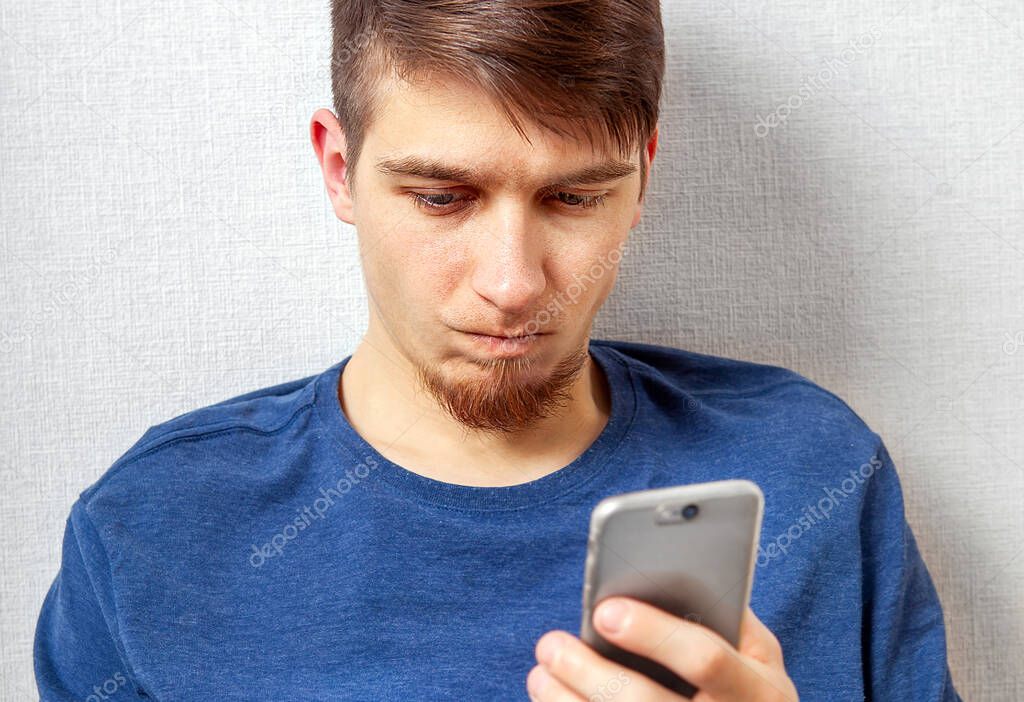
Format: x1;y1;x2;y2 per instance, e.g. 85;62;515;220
414;344;589;434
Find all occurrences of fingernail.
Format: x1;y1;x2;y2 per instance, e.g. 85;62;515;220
596;599;629;634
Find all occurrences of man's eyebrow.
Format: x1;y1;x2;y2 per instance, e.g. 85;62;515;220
373;154;637;189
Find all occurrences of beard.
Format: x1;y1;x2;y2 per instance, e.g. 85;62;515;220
414;343;590;435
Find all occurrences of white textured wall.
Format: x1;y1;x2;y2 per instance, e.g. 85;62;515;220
2;1;1022;699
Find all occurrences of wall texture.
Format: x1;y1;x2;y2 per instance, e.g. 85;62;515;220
2;1;1022;699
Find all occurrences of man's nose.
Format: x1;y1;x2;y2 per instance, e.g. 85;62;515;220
469;202;547;316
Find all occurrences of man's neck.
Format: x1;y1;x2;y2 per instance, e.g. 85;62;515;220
337;338;611;488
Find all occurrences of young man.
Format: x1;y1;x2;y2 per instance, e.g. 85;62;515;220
35;1;961;700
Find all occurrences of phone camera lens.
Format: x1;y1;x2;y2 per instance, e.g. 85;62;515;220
681;504;699;520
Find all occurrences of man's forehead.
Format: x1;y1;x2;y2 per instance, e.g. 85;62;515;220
367;72;637;190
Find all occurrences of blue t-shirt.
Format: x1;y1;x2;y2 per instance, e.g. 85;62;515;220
35;338;961;701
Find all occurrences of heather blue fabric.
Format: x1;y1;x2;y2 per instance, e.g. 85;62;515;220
34;338;961;701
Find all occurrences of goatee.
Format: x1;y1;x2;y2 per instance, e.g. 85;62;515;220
415;344;590;435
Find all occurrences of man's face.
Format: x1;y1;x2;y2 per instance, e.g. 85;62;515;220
319;73;654;434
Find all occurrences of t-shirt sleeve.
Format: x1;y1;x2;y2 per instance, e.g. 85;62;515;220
34;499;144;701
860;442;962;701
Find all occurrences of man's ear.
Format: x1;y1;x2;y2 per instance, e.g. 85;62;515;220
310;108;355;224
630;124;659;229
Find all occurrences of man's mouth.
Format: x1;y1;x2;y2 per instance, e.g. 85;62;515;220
470;331;538;339
457;328;550;356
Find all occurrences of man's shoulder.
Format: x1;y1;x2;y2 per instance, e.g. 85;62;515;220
594;337;848;402
79;365;330;505
593;337;880;448
594;337;806;391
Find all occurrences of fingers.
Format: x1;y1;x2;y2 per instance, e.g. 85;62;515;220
531;629;683;701
530;603;797;702
737;607;785;667
590;596;772;699
526;660;585;702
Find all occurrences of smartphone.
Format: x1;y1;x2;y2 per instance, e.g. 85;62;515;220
579;480;764;697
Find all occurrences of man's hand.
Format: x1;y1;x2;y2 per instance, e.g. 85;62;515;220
527;598;798;701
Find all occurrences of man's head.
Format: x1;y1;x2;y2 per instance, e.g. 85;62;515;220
311;0;664;435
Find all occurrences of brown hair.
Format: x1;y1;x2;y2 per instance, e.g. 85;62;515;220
329;0;664;202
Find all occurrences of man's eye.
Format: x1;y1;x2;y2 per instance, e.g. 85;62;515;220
407;192;459;211
554;192;607;209
407;191;607;213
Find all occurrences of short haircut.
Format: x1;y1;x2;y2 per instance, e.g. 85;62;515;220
330;0;665;201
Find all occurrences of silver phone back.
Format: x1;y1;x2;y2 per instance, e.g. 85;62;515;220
579;480;764;693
